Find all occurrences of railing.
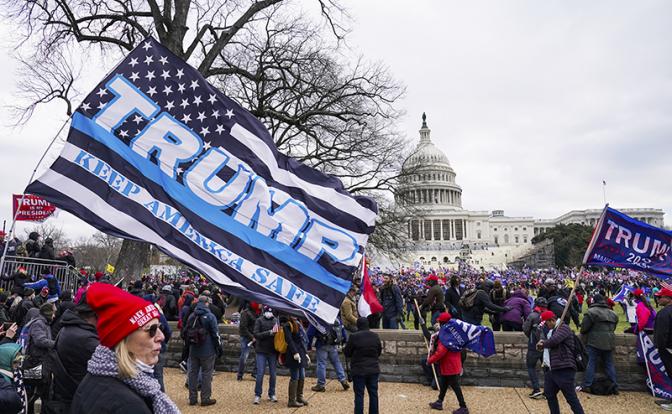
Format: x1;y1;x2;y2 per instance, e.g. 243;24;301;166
0;255;81;295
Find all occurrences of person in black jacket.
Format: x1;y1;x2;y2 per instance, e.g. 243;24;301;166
461;281;508;326
445;276;463;319
38;238;55;261
0;267;29;296
48;300;99;412
0;343;23;414
343;317;382;414
654;288;672;408
282;315;309;408
252;306;278;405
25;232;41;258
237;302;257;381
380;275;403;329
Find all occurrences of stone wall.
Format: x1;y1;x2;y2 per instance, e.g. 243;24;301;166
165;323;647;391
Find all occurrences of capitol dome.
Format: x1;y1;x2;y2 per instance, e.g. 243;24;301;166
397;113;463;210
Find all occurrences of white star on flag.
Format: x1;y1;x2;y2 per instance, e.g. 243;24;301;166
177;83;186;93
145;71;156;81
176;167;184;175
81;103;91;111
163;85;173;95
203;141;212;150
119;130;129;138
193;96;202;106
129;72;140;82
143;55;154;65
211;110;220;119
129;58;139;67
180;99;189;109
208;94;217;104
200;127;210;137
159;56;168;65
133;115;144;124
160;70;171;80
176;69;184;79
97;101;107;110
215;125;225;134
189;80;199;90
142;42;152;51
146;86;157;97
165;101;175;110
181;113;192;123
196;112;206;122
96;88;108;97
225;109;235;119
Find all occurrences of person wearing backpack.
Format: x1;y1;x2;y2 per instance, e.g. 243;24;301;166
307;319;349;393
460;280;509;326
252;306;278;405
522;297;548;400
536;311;585;414
185;295;219;407
577;293;618;394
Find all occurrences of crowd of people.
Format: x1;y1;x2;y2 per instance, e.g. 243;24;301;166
1;243;672;414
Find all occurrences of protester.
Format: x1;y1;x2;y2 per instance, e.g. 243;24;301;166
307;319;349;392
489;280;507;331
427;312;468;413
184;295;219;406
23;302;57;411
25;232;41;258
24;271;61;302
380;275;404;329
654;287;672;410
578;293;618;394
0;267;28;295
341;287;359;332
153;310;172;393
421;275;446;324
281;315;309;408
343;317;382;414
522;297;547;399
501;289;531;332
632;288;657;334
237;301;257;381
253;306;278;404
537;311;585;414
460;280;508;325
70;283;179;414
38;237;56;261
0;343;23;414
158;285;178;321
445;276;462;318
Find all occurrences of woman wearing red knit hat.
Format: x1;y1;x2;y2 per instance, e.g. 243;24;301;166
70;283;179;414
427;312;468;413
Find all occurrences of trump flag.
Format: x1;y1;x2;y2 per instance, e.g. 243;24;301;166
26;37;377;325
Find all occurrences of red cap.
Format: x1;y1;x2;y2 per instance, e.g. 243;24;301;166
17;267;26;273
632;288;644;297
426;275;439;282
540;310;556;322
86;283;160;348
94;271;104;281
437;312;452;323
656;288;672;298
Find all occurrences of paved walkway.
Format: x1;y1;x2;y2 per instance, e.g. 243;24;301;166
164;369;660;413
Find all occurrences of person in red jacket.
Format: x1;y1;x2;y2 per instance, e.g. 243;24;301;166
427;312;468;413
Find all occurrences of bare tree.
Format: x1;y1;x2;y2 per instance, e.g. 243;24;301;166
71;232;123;271
4;0;407;278
23;222;69;250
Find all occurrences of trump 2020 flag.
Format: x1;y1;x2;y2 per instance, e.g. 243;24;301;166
439;319;496;357
26;37;377;325
357;256;383;317
583;206;672;278
638;331;672;399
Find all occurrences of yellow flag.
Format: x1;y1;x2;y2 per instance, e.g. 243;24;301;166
564;279;574;288
105;263;115;274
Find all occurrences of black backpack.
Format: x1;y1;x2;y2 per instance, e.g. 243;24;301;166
185;314;207;345
459;289;479;310
589;377;618;395
572;333;588;372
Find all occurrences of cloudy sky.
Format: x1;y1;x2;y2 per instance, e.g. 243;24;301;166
0;0;670;242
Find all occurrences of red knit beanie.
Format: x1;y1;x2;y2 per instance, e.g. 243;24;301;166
437;312;452;323
86;283;160;348
540;310;556;322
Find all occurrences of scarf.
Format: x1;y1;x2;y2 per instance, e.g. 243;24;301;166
88;345;180;414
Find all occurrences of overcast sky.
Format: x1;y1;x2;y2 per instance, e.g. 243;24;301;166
0;0;670;242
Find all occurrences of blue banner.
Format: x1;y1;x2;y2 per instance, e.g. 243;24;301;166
25;37;378;326
638;331;672;399
438;319;496;357
584;207;672;278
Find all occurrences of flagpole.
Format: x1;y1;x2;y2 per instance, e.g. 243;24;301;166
0;118;70;274
602;180;607;205
414;298;440;387
638;331;658;397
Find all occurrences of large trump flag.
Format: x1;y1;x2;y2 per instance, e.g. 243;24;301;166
26;37;377;325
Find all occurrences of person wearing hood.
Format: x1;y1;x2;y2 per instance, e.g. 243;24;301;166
23;302;56;411
13;288;35;329
501;289;532;332
38;237;55;261
0;343;23;414
185;295;219;407
49;297;99;412
253;306;279;405
70;283;179;414
461;280;509;326
25;232;41;258
343;317;382;414
523;297;548;399
427;312;468;413
578;294;619;394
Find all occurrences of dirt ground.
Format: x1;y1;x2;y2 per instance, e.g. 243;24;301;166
164;368;660;414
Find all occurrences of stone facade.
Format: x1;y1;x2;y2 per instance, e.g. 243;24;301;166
165;323;647;391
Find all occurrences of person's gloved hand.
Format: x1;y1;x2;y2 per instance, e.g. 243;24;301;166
293;353;301;362
504;306;513;312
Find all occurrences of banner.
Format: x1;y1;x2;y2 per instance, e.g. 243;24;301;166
358;255;383;317
637;331;672;399
12;194;57;222
438;319;496;357
25;37;377;325
583;206;672;278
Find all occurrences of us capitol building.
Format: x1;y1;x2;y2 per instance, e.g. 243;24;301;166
395;114;666;268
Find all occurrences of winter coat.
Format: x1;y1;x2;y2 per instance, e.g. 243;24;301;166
24;274;61;301
283;320;308;369
580;302;618;351
523;307;545;350
14;298;35;328
1;272;29;295
158;293;177;321
548;295;580;327
380;284;403;319
38;241;55;261
25;234;40;258
422;284;445;313
25;313;55;369
343;325;382;376
238;308;257;341
427;339;462;376
445;286;462;317
70;374;152;414
0;378;21;414
635;301;656;332
340;295;358;331
542;323;576;371
654;304;672;352
186;303;219;358
253;316;278;355
501;290;531;325
461;290;506;325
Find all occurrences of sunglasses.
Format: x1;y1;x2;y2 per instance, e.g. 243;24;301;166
143;324;161;338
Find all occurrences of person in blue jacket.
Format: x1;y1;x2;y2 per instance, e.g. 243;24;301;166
24;271;61;302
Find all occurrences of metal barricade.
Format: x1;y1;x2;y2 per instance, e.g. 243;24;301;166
0;255;81;295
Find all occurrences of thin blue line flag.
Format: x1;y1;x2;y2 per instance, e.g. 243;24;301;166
584;207;672;278
26;37;378;325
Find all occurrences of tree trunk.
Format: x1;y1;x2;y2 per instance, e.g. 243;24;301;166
114;239;150;286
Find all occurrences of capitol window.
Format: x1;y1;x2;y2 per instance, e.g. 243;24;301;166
514;227;518;231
